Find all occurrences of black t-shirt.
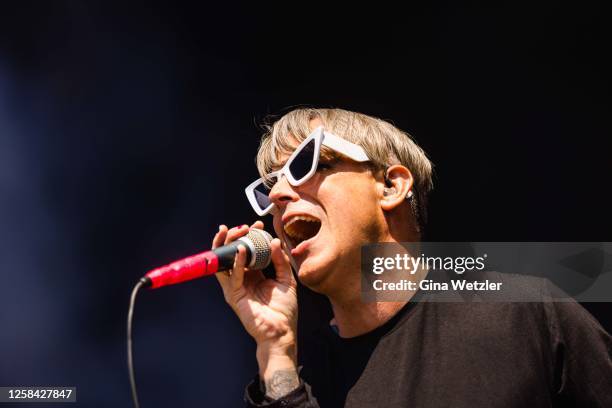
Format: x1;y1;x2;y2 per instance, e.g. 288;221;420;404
245;274;612;407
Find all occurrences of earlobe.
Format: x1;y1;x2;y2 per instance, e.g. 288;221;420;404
380;189;404;211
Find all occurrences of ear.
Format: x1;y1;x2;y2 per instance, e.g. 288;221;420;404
380;165;414;212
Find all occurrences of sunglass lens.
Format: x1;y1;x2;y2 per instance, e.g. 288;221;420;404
253;181;273;211
288;139;316;182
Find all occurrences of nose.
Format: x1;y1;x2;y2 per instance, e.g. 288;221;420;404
269;175;299;209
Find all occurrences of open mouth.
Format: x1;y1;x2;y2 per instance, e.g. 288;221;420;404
283;215;322;249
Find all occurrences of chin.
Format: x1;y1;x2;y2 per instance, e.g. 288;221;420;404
294;253;336;293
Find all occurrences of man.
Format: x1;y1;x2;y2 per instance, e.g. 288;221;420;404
211;108;611;407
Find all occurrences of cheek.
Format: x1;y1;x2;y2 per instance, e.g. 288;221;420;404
272;215;284;237
321;176;380;230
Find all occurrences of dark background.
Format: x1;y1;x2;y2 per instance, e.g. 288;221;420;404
0;1;610;407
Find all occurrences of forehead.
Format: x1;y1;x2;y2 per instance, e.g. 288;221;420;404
309;117;324;129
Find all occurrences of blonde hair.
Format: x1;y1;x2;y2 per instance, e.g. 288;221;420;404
256;108;434;228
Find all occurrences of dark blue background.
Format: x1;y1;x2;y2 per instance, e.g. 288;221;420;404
1;2;610;407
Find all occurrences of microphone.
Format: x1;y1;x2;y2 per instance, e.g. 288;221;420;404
142;229;273;289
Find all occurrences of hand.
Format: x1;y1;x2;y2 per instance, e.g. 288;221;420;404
212;221;298;357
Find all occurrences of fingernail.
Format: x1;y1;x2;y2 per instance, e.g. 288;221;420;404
242;224;248;228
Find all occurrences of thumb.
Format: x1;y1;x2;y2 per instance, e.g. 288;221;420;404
270;238;295;286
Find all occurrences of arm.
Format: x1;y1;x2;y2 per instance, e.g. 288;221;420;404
257;348;300;400
212;223;319;407
546;295;612;407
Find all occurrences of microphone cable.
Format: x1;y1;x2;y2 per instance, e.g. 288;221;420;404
127;277;149;408
125;228;270;406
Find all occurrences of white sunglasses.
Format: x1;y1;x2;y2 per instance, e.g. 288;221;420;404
245;126;370;216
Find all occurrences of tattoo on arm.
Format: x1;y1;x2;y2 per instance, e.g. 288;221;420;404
263;369;299;399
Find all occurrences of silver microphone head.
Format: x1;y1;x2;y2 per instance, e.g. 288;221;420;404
238;229;273;270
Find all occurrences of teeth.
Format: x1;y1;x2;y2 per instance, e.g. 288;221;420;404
284;215;320;239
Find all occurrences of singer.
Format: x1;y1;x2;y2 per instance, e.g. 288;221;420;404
211;108;612;407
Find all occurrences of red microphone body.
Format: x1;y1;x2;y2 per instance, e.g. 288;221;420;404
143;229;273;289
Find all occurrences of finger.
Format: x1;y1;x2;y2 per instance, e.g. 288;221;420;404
270;238;295;286
249;220;264;230
224;224;250;246
213;225;231;293
214;269;231;293
231;244;247;289
212;224;228;250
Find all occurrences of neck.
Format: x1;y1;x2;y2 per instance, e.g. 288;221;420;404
322;215;423;338
325;222;424;338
